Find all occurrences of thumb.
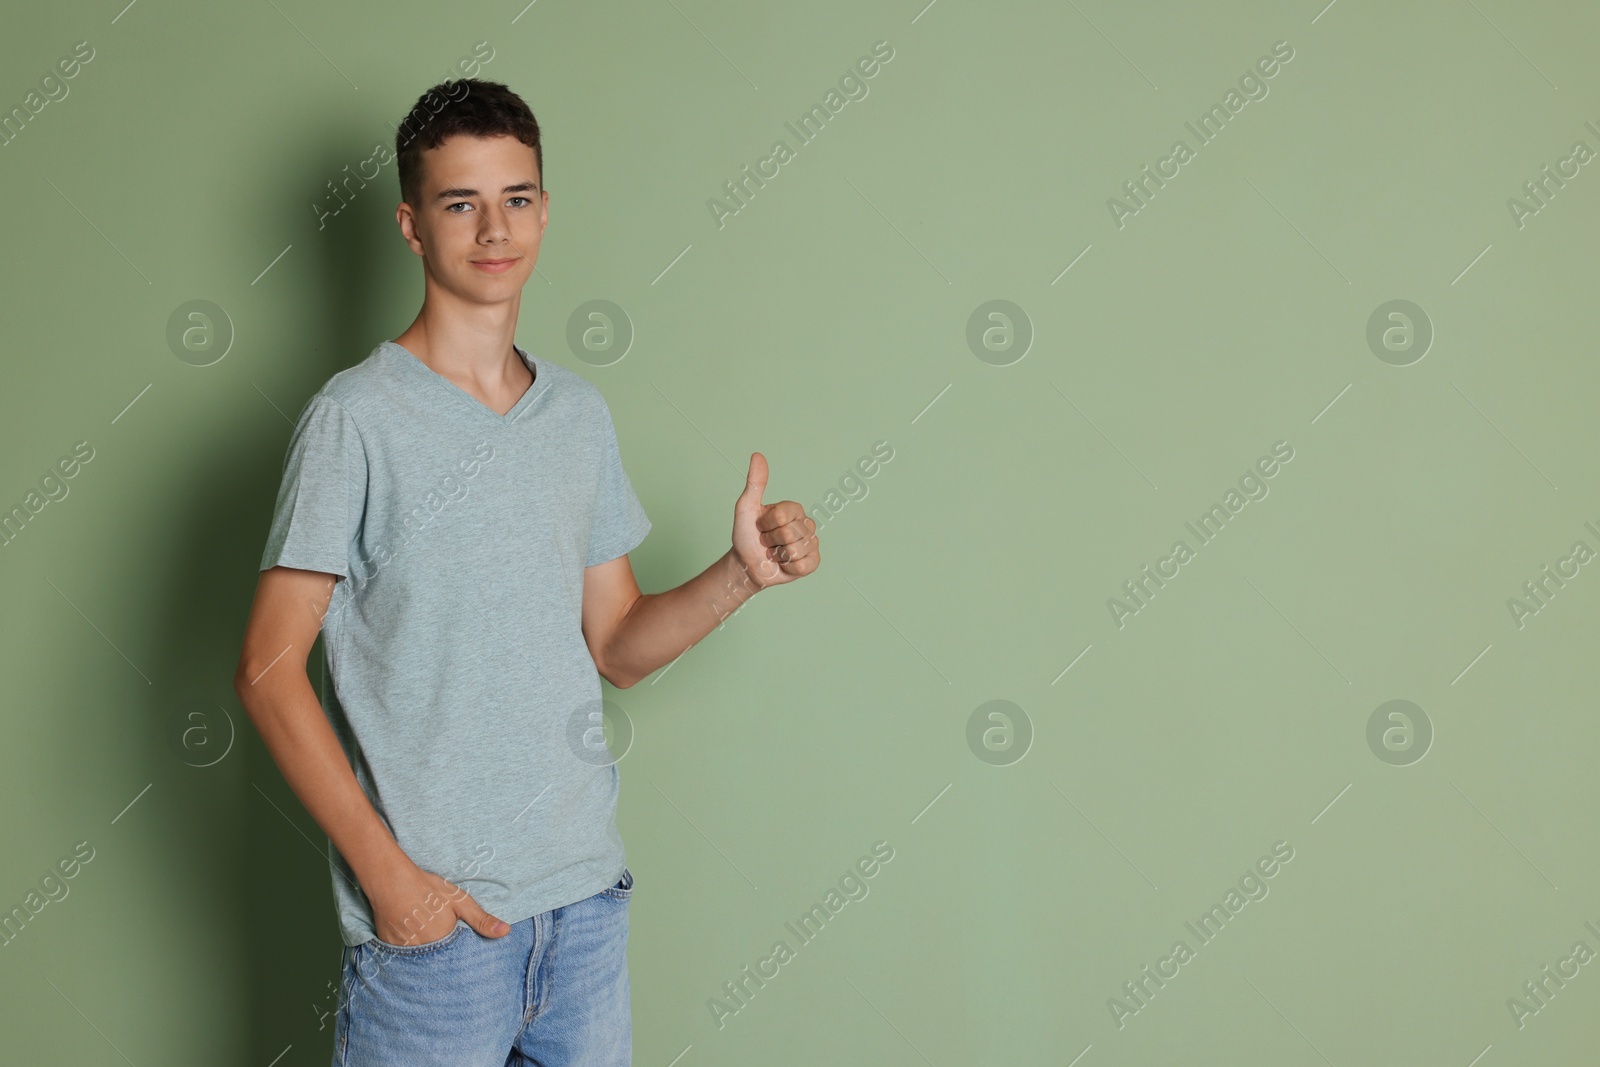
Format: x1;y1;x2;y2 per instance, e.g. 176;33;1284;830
737;451;768;513
458;893;510;938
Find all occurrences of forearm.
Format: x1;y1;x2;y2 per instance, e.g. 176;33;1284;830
235;667;411;889
603;548;769;687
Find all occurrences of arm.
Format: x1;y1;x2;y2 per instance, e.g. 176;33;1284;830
582;451;820;688
233;566;509;944
582;549;762;689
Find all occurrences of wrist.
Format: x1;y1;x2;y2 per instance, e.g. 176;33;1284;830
348;839;415;897
727;548;771;596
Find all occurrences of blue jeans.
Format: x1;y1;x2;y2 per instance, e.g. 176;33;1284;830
331;868;632;1066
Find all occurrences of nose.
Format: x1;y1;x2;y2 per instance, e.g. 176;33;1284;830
477;204;512;241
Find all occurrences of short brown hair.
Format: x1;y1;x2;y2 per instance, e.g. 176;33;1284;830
394;79;543;209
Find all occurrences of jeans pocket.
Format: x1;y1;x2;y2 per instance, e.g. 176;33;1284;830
366;918;470;956
600;866;634;901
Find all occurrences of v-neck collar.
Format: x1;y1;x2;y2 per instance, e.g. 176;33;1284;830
382;339;549;425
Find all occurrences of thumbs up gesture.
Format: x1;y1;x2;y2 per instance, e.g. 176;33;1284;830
731;452;820;590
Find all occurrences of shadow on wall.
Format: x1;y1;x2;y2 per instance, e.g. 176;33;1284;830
139;119;402;1063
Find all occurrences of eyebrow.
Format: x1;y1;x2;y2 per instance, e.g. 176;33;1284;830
434;181;540;201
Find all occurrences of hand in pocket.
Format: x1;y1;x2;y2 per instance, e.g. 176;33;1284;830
365;860;511;948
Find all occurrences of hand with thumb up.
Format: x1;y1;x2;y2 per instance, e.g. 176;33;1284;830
731;451;821;590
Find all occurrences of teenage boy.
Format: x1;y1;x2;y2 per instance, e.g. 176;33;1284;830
234;78;819;1066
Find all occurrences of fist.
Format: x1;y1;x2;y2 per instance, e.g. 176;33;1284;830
732;452;820;589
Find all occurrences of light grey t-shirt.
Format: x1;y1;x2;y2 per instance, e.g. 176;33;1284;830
257;339;651;947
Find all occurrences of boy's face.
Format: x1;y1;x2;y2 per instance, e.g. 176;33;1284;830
398;133;547;302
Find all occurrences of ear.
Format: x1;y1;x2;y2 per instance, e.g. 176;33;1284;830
396;202;426;257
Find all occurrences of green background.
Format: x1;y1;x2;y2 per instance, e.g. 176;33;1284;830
2;0;1597;1063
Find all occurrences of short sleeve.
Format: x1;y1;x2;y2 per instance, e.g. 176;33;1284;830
585;400;651;567
259;394;367;578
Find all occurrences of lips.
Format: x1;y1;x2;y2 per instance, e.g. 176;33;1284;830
471;258;519;273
